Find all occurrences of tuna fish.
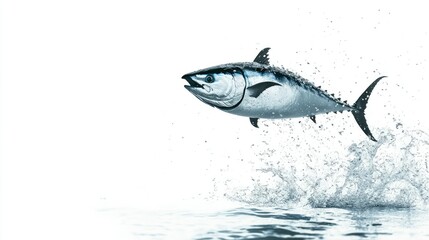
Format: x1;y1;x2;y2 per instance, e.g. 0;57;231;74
182;48;385;141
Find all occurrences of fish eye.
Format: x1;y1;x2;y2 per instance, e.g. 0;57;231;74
205;75;214;83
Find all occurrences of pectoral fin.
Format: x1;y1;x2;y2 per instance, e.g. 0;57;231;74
250;118;259;128
309;115;316;123
247;82;281;98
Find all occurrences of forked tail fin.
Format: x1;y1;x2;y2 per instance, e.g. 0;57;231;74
352;76;387;142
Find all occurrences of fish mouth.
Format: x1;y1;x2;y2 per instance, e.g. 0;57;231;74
182;74;213;92
182;74;203;89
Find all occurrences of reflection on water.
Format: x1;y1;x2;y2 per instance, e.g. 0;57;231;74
196;207;392;240
344;232;392;238
200;224;322;240
104;206;429;240
226;208;312;220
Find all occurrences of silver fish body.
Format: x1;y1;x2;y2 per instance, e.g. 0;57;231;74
220;63;353;119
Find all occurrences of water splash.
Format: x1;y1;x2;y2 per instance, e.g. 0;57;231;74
312;128;429;208
219;124;429;209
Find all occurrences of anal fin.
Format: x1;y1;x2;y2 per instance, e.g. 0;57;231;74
250;118;259;128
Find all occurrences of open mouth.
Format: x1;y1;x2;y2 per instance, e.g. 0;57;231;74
182;74;213;93
182;75;203;89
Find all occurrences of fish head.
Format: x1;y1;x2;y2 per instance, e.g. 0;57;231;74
182;65;246;108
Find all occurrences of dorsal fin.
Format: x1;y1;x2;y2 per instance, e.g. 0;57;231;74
253;48;270;65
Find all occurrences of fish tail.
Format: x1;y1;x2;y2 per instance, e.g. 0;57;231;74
351;76;387;142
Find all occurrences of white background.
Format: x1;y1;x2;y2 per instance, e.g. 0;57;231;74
1;1;428;239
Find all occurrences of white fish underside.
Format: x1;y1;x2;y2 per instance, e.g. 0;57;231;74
225;69;353;119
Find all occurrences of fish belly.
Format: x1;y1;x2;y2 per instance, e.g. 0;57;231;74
225;84;350;119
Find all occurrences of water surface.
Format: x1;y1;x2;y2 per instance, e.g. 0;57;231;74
104;206;429;239
104;127;429;239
